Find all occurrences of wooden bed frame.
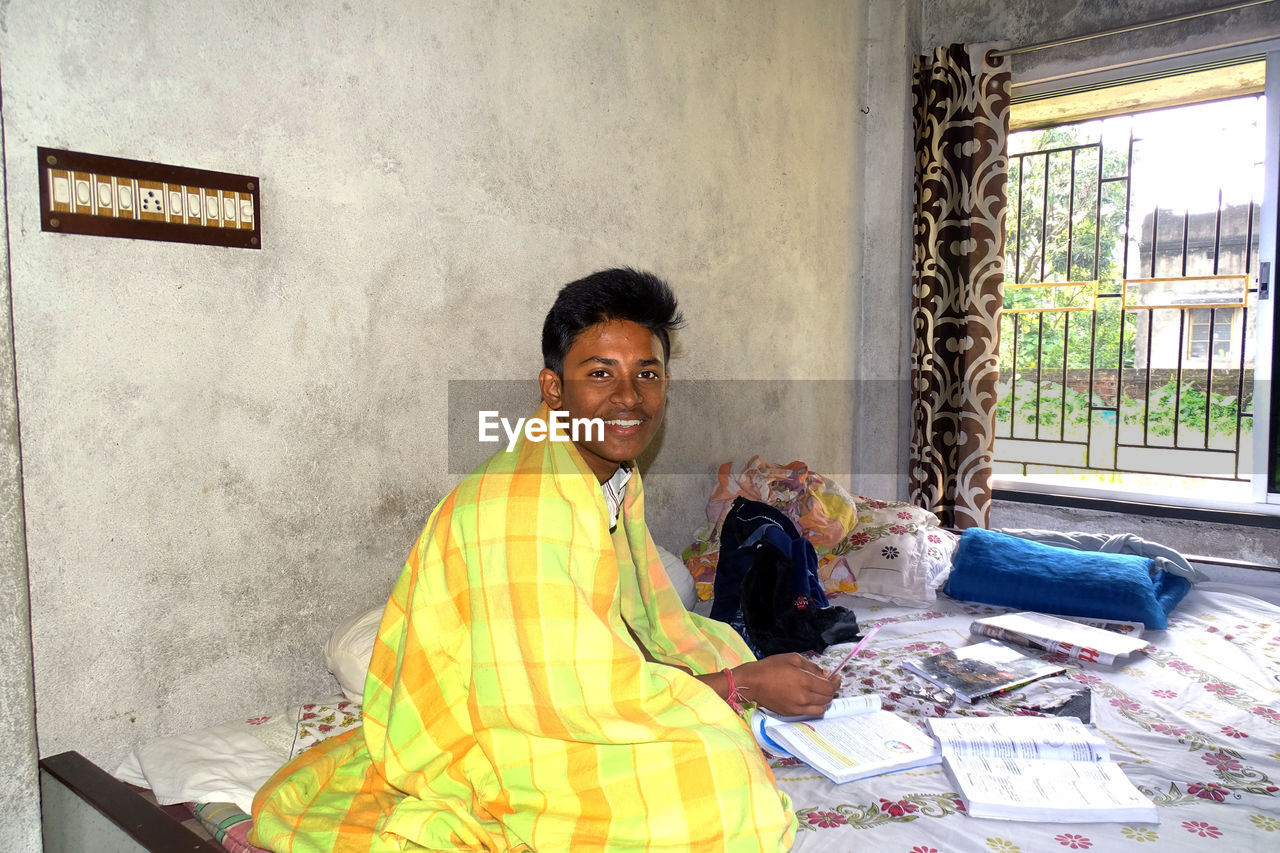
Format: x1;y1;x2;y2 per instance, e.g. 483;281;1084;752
40;751;223;853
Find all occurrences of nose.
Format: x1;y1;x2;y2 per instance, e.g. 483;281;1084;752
611;376;642;407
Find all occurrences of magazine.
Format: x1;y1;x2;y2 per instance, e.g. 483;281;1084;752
900;639;1066;704
970;611;1150;666
751;694;941;784
1049;613;1145;636
927;715;1158;823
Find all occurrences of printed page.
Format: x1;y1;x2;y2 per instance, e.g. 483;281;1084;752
761;709;940;782
975;612;1149;664
928;716;1109;762
763;692;880;723
943;754;1158;822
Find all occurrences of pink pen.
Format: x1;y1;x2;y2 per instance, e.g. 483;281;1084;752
825;624;882;681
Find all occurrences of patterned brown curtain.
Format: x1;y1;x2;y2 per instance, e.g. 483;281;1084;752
909;44;1010;529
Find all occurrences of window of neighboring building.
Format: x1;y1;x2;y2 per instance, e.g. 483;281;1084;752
1187;307;1237;360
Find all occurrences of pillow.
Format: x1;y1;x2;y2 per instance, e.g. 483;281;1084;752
684;456;957;604
655;544;698;610
113;698;358;813
325;605;383;702
944;528;1191;629
845;509;960;606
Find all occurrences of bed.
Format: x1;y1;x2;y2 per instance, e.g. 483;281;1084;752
46;459;1280;852
46;583;1280;852
776;585;1280;851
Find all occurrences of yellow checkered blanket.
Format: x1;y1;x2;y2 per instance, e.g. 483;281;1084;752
251;405;796;851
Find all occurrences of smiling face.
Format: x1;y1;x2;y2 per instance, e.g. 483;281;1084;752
538;319;668;482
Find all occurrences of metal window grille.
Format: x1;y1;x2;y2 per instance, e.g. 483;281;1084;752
995;99;1262;486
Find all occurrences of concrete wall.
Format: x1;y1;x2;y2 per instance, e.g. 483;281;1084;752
923;0;1280;79
0;1;865;847
0;112;41;852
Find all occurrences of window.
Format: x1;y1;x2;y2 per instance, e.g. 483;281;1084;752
1187;307;1236;360
994;51;1278;511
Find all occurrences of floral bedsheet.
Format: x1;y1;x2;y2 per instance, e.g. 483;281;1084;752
776;588;1280;852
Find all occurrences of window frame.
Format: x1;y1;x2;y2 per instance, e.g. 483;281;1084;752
993;41;1280;519
1185;306;1236;361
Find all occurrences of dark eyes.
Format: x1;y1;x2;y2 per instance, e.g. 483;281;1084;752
586;369;663;380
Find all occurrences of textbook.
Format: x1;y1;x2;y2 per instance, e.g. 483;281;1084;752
751;694;941;784
970;611;1150;666
900;639;1065;704
927;715;1159;823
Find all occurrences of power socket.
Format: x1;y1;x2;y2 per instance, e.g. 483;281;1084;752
138;180;165;222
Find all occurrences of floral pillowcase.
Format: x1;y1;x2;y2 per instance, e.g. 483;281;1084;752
837;497;958;606
684;457;958;606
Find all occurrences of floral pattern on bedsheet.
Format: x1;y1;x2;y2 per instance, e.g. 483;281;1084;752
778;588;1280;852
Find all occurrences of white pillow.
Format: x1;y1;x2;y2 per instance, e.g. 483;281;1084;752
114;719;289;812
325;605;383;703
113;698;358;813
655;544;698;610
849;521;960;607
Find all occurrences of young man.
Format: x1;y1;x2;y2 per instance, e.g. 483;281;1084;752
252;269;838;852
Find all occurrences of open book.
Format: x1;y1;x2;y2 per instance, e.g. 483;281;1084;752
900;639;1065;703
970;611;1150;666
927;716;1158;823
751;694;941;784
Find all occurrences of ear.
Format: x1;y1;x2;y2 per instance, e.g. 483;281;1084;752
538;368;563;409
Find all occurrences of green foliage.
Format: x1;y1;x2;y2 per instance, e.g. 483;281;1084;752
1004;125;1136;378
1134;379;1250;439
997;378;1250;442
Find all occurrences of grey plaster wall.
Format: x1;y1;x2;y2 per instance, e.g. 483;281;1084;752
0;3;865;838
0;101;40;852
924;0;1280;78
847;0;919;502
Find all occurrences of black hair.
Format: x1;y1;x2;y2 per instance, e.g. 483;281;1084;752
542;268;684;374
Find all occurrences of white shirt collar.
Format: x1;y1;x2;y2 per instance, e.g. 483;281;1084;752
601;465;633;530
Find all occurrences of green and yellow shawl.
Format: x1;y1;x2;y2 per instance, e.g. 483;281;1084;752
251;405;796;852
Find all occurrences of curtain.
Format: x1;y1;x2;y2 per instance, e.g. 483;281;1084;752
909;44;1010;530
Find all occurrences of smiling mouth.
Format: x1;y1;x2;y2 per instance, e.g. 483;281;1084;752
603;419;644;428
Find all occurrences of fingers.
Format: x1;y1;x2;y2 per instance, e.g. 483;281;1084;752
743;654;849;717
781;654;843;691
789;654;827;677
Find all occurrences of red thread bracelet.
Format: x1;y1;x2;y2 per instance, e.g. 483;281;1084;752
722;667;746;713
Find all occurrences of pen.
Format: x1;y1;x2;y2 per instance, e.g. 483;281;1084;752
825;624;882;681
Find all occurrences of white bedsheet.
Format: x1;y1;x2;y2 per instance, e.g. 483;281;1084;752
779;588;1280;852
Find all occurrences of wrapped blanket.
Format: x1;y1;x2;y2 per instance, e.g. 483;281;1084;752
252;404;796;852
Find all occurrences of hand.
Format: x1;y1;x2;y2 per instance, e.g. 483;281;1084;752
734;653;842;718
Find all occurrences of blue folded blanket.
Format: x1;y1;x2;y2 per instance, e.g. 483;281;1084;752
944;527;1192;629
